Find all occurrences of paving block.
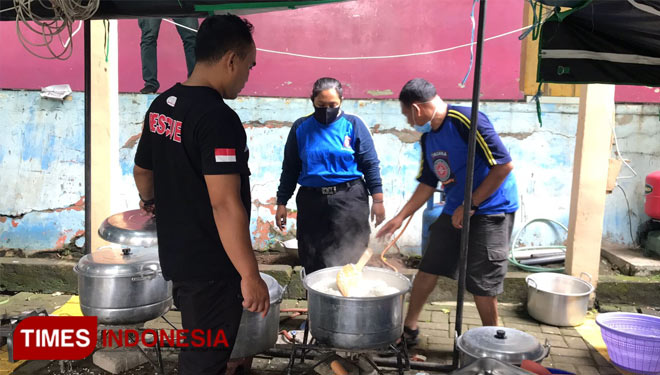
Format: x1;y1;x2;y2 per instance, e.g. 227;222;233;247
417;321;450;331
418;328;450;340
427;336;454;345
425;303;454;311
449;310;481;319
564;336;589;350
540;325;562;335
432;311;451;323
92;348;148;374
418;310;432;322
550;354;596;366
550;347;593;358
531;332;567;348
505;323;542;333
559;327;582;337
449;316;481;325
501;316;540;326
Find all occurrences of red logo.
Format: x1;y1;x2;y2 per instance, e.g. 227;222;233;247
434;158;451;182
12;316;231;360
148;112;182;143
12;316;97;360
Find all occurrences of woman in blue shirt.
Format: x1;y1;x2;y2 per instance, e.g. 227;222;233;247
275;77;385;274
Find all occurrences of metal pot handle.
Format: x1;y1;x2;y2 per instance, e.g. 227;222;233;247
300;267;307;282
580;272;592;284
274;284;288;304
542;338;552;359
131;264;159;281
527;278;538;290
131;269;158;281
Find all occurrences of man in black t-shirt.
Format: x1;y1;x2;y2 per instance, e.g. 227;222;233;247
133;15;269;375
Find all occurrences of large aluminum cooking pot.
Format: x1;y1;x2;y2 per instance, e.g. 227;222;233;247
302;266;411;350
231;273;285;359
75;210;171;325
74;246;172;325
456;326;550;367
526;272;594;327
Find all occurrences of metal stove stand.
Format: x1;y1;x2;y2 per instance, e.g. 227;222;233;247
0;308;48;362
98;314;178;375
284;318;410;375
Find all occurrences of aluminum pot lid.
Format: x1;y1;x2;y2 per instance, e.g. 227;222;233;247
98;210;157;247
456;327;546;364
74;246;161;278
259;272;285;305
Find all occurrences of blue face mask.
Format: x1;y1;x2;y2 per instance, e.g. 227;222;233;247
413;122;432;133
411;98;438;133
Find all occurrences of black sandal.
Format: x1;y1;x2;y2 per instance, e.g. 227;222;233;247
378;326;420;357
402;326;420;347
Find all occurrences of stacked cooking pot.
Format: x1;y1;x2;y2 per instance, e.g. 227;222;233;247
75;210;171;325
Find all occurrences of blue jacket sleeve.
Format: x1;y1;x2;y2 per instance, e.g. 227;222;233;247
352;115;383;195
276;119;303;205
416;133;439;188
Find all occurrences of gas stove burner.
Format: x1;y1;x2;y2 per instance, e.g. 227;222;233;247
282;318;410;375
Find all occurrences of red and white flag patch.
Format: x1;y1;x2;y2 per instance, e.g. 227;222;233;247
215;148;236;162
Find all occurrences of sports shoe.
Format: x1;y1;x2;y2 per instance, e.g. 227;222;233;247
140;85;158;94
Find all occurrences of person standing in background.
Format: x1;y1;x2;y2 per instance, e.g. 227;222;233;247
138;17;199;94
276;77;386;274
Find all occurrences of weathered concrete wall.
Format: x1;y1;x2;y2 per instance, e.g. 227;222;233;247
1;90;659;255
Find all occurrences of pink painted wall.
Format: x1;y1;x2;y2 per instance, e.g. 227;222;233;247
1;0;658;102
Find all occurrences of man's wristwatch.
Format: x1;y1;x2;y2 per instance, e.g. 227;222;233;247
470;204;479;211
139;194;155;206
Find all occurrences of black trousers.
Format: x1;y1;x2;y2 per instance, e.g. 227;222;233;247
295;180;370;274
173;279;243;375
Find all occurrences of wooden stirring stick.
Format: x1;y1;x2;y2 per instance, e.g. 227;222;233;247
336;248;373;297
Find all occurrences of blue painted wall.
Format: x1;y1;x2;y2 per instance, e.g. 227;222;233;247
1;90;658;254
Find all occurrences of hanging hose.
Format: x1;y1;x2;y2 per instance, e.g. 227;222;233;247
509;218;568;273
380;214;415;272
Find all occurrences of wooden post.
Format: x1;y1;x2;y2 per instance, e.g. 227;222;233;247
565;84;615;286
89;20;119;251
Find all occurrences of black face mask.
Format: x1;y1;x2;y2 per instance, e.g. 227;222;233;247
313;106;341;125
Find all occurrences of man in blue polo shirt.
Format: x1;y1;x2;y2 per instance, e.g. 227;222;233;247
377;78;518;346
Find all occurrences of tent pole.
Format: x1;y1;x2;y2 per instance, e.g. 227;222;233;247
84;20;91;254
452;0;488;368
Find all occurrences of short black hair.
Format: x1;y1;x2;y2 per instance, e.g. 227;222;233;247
195;15;254;63
311;77;343;101
399;78;437;106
